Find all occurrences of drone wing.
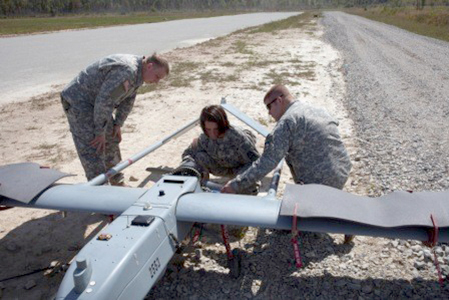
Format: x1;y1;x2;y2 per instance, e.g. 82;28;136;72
0;162;72;203
0;162;146;214
176;184;449;242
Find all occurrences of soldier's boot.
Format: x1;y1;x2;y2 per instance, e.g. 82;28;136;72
344;234;355;244
109;172;128;187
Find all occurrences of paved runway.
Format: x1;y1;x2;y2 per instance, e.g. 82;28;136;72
0;12;298;104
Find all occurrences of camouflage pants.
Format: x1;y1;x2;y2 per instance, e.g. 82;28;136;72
61;97;124;184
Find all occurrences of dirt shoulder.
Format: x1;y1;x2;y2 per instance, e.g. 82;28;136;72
0;16;364;299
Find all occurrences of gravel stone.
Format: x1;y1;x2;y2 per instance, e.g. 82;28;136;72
362;284;373;294
411;245;422;252
24;280;36;290
414;261;426;270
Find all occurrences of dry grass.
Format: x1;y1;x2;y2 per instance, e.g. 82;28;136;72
30;92;59;111
244;59;285;68
122;123;137;134
139;61;203;93
231;40;255;55
198;69;221;84
264;68;314;86
135;13;318;96
221;62;236;67
345;6;449;42
243;11;320;34
35;143;58;150
28;143;76;165
257;117;269;126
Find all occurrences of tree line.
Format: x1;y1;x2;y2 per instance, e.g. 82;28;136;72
1;0;448;17
0;0;313;16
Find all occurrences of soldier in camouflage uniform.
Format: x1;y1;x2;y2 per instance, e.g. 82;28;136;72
182;105;260;194
222;84;351;192
221;85;353;241
61;53;169;185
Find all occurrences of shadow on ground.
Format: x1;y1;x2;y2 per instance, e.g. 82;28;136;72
147;228;449;299
0;210;107;299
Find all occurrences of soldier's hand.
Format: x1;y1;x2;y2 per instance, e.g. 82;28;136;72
113;125;122;143
90;134;106;154
191;138;199;148
221;182;236;194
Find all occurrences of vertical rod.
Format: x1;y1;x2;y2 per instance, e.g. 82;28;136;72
267;160;284;198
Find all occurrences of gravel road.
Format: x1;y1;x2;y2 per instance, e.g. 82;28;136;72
323;11;449;195
146;12;449;299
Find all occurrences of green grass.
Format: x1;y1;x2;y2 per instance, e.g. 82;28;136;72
345;6;449;42
134;12;319;95
202;36;226;48
245;59;285;68
221;62;236;67
232;40;254;55
244;11;319;34
223;74;239;81
264;65;315;86
0;12;237;36
172;61;203;73
199;70;221;84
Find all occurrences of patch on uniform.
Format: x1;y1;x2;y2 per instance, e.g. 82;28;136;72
110;83;127;101
123;80;130;92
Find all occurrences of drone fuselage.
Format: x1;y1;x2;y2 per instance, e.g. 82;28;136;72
55;176;200;299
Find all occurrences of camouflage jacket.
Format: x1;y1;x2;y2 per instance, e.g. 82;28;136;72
182;126;260;177
230;101;352;191
61;54;144;136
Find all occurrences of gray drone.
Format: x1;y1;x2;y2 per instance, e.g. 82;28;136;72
1;99;448;300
